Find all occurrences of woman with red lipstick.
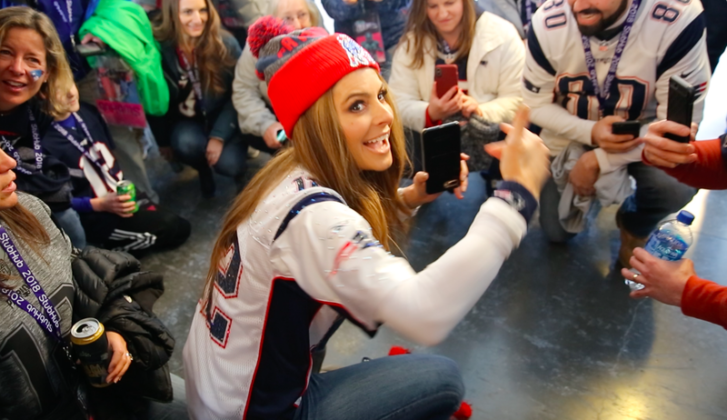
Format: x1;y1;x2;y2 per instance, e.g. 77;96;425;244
389;0;524;130
151;0;244;197
183;18;550;419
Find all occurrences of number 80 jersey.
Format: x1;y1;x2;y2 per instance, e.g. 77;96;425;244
522;0;710;157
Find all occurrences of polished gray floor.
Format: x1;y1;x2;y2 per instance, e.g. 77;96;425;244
141;153;727;420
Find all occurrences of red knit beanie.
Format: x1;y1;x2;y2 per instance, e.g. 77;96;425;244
248;16;381;138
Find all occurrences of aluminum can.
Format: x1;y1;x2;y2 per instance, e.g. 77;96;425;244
70;318;111;388
116;180;138;213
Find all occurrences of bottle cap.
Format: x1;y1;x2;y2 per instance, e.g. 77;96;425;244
676;210;695;225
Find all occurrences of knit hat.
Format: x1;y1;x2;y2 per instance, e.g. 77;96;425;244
248;16;381;137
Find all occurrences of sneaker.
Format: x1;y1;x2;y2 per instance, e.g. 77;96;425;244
247;146;260;159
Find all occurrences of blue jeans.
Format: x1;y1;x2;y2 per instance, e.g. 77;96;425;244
141;373;189;420
52;208;87;249
170;120;248;179
294;354;464;420
539;161;697;242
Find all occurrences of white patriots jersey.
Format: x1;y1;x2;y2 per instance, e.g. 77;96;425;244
522;0;711;162
183;168;410;420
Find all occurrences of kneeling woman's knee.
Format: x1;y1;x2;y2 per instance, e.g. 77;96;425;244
416;355;465;409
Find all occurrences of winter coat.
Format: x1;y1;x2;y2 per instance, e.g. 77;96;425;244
321;0;410;50
389;11;524;131
72;247;175;403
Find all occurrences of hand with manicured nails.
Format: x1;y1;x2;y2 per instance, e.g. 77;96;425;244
621;247;696;306
642;120;699;168
591;115;642;153
483;105;550;200
91;193;136;218
106;331;132;384
428;83;462;122
401;153;469;209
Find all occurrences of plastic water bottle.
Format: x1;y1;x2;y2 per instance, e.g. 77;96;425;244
625;210;695;291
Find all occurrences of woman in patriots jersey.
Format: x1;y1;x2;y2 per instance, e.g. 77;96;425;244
150;0;244;197
183;17;550;420
42;83;191;255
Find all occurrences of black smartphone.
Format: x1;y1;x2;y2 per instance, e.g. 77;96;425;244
421;122;461;195
76;42;106;57
664;75;695;143
612;121;641;137
276;129;287;143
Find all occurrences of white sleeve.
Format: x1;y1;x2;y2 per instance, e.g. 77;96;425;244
272;198;527;346
477;26;525;124
522;28;596;146
232;44;278;138
389;43;429;131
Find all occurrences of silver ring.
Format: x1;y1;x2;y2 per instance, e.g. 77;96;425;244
125;352;133;361
632;273;640;281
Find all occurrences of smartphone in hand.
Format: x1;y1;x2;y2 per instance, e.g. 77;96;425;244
612;121;641;137
664;75;695;143
435;64;458;98
421;122;461;195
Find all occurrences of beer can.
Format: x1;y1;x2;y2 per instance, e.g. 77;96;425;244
71;318;111;388
116;180;138;213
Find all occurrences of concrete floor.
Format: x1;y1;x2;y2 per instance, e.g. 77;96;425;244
140;152;727;420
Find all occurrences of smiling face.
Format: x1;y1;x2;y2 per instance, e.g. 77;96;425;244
0;147;18;210
276;0;312;30
0;27;48;113
426;0;464;38
332;68;393;172
178;0;209;39
568;0;629;36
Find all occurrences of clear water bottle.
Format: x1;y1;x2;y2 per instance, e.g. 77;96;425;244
625;210;695;291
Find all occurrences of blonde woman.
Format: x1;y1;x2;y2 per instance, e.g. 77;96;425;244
231;0;321;155
151;0;243;197
389;0;524;131
184;17;549;419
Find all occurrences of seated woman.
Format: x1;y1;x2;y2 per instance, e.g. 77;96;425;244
389;0;524;130
231;0;320;155
151;0;243;197
184;17;549;419
42;83;191;254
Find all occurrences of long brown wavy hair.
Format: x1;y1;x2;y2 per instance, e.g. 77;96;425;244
154;0;236;94
0;7;75;119
201;74;411;311
399;0;477;69
0;203;50;290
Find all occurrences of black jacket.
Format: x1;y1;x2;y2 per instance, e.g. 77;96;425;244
72;247;175;403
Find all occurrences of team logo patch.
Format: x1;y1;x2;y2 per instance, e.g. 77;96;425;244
207;306;232;348
337;34;376;68
216;236;243;298
524;78;541;94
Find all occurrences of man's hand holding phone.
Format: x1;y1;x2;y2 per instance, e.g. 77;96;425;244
642;120;697;168
591;116;642;153
263;122;285;150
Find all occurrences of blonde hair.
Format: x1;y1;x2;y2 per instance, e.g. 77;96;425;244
0;203;50;291
154;0;236;93
400;0;477;69
0;7;74;119
201;75;410;311
270;0;321;28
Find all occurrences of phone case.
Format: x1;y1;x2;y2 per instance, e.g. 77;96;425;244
665;75;695;143
435;65;458;98
612;121;641;137
421;122;461;195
